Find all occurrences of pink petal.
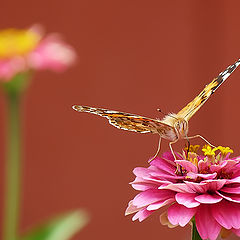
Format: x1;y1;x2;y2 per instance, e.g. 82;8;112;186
217;191;240;203
162;151;176;161
231;171;240;177
202;179;226;191
211;201;240;229
125;200;142;215
131;176;166;191
133;176;172;185
224;152;232;159
133;167;152;178
198;159;209;172
187;172;217;180
148;171;183;181
184;181;208;193
195;205;221;240
176;193;200;208
132;208;152;222
131;180;158;191
231;156;240;161
195;193;222;204
147;198;174;210
133;167;181;183
222;160;239;173
28;35;76;72
132;189;175;208
0;58;26;80
232;167;240;178
221;185;240;194
210;161;228;173
150;157;176;174
159;183;195;193
140;179;172;185
175;160;198;173
167;203;197;227
210;165;222;172
225;176;240;184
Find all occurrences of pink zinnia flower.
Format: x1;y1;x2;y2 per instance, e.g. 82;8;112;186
126;145;240;240
0;25;76;81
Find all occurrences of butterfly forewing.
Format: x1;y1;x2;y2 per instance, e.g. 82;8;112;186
72;105;176;138
177;59;240;121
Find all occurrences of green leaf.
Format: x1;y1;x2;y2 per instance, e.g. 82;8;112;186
20;210;89;240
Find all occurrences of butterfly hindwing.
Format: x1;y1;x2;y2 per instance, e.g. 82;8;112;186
72;105;174;135
177;59;240;121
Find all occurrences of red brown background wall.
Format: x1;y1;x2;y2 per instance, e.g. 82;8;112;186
1;1;240;239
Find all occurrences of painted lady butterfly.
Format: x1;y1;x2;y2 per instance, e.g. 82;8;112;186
73;59;240;160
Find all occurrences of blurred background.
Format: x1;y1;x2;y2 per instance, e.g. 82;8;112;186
1;0;240;239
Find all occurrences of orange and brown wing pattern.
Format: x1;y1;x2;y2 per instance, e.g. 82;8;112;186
72;105;174;135
177;59;240;121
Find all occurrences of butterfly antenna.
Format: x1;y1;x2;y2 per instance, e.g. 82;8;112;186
157;109;178;120
148;137;161;163
185;134;190;158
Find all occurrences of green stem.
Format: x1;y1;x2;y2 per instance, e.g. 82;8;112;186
192;218;202;240
3;92;21;240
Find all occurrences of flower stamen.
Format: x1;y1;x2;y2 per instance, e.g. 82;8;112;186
202;145;218;157
217;146;233;158
184;144;200;154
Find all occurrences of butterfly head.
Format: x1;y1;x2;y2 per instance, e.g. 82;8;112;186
174;118;188;139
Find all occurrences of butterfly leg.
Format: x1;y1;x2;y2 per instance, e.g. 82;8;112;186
169;140;183;174
169;140;178;161
184;135;215;148
148;137;162;163
185;135;191;158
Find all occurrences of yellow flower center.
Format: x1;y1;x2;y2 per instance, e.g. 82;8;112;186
180;144;235;180
0;28;40;59
185;144;200;154
216;146;233;157
202;145;218;157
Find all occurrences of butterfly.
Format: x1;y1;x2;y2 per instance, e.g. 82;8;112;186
73;59;240;160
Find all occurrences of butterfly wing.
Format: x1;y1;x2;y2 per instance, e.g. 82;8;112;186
72;105;175;138
177;59;240;121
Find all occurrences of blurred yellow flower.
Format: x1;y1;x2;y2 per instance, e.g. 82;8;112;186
0;29;40;58
0;25;76;81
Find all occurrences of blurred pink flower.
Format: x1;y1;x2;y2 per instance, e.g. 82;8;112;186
126;145;240;240
0;25;76;81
